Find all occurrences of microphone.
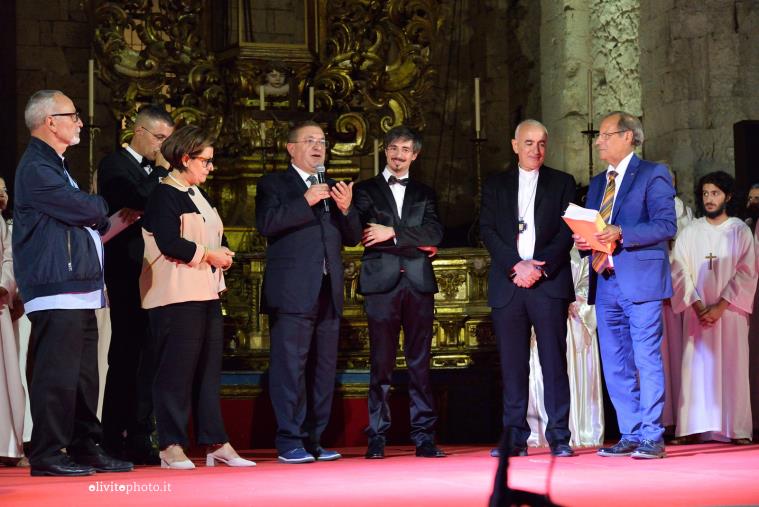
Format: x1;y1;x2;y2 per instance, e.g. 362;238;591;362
316;164;330;212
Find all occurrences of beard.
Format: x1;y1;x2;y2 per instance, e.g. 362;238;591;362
69;134;81;146
704;202;727;219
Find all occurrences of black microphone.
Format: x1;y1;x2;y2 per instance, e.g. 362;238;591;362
316;164;330;212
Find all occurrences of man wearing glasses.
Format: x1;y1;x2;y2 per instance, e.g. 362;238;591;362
574;111;676;459
13;90;133;475
256;121;361;463
97;106;175;465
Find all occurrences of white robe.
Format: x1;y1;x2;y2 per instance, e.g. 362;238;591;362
527;248;604;447
671;217;757;440
661;196;693;427
749;225;759;431
0;219;26;458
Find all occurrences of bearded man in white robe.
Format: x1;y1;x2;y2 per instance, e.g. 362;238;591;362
671;171;757;443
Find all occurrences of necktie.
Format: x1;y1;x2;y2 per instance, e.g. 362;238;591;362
307;175;317;186
388;175;408;186
140;158;152;174
591;170;617;273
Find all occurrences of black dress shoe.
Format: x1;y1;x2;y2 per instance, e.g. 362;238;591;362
365;436;385;459
597;438;639;457
490;446;528;458
69;443;134;472
31;453;95;477
415;440;446;458
550;443;575;457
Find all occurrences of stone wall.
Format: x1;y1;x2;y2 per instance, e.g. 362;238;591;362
15;0;116;191
640;0;759;208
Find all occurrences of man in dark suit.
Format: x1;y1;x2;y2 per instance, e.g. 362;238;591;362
256;121;362;464
575;111;676;459
353;126;445;459
97;106;174;463
480;119;576;458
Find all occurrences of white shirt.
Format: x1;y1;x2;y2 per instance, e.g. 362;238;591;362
383;167;408;219
603;151;634;268
517;166;539;260
126;145;151;175
25;157;105;313
293;164;316;186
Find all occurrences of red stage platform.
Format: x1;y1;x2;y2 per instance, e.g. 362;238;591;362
1;444;758;506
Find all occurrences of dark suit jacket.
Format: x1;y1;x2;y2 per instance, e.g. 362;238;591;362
480;165;576;308
353;174;443;295
97;148;168;288
584;154;676;304
255;165;362;315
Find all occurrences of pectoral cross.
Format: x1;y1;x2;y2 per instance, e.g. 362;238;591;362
705;252;717;270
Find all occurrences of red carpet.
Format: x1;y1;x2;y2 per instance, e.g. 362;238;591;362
1;444;758;506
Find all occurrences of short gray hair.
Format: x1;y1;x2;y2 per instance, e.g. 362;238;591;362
602;111;644;146
514;119;548;139
24;90;63;131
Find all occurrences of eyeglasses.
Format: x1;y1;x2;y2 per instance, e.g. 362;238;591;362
292;138;329;149
192;156;214;168
50;111;81;122
598;130;629;140
140;126;169;142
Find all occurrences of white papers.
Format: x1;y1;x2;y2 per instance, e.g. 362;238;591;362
100;208;141;244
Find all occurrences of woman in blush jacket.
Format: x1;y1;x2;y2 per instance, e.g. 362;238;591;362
140;125;254;470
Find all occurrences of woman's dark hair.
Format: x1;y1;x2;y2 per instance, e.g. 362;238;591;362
160;125;213;171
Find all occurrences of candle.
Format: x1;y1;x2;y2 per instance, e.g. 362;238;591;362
259;85;265;111
587;69;593;125
308;86;314;113
260;122;266;144
373;139;379;176
474;77;481;135
88;59;94;120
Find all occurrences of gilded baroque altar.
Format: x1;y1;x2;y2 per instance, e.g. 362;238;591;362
92;0;497;375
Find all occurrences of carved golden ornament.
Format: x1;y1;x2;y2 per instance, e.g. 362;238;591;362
435;271;467;300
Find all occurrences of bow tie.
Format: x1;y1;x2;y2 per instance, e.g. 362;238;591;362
140;158;152;168
387;175;408;186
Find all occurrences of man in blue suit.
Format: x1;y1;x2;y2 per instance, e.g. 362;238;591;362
574;111;676;459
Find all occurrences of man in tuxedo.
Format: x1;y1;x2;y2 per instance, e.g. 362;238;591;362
574;111;676;459
480;119;576;458
97;106;174;463
256;121;362;464
353;126;445;459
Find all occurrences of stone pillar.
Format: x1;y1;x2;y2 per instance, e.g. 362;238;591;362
640;0;759;208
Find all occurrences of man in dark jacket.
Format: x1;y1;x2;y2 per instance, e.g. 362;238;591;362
13;90;133;476
98;106;174;463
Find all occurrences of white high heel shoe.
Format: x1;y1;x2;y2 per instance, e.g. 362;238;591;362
206;453;256;467
159;445;195;470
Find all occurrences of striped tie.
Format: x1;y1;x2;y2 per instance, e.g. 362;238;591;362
591;171;617;273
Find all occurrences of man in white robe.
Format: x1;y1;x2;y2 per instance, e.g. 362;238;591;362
671;171;757;443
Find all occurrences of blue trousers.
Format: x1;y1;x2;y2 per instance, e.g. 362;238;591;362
596;273;665;443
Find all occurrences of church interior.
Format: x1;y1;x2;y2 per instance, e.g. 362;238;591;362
1;1;759;505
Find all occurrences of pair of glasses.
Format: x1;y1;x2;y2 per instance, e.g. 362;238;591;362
598;129;629;140
50;111;81;122
293;139;329;148
141;126;169;142
192;156;214;168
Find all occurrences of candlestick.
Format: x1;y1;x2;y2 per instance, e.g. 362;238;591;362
587;69;593;124
308;86;314;113
474;77;481;135
373;139;380;176
88;59;94;120
259;85;265;111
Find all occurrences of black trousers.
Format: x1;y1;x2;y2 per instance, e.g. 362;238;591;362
27;309;102;464
491;288;571;447
364;275;437;445
268;275;339;454
101;278;156;451
148;300;227;448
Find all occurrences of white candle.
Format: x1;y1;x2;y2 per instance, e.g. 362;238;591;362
260;122;266;143
373;139;379;176
88;59;94;120
259;85;265;111
308;86;314;113
587;69;593;124
474;78;481;135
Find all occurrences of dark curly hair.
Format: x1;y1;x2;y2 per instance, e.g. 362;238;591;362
695;170;737;217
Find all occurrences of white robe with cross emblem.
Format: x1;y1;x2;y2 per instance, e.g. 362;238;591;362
671;217;757;440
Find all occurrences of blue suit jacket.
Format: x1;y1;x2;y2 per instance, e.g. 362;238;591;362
585;154;677;304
